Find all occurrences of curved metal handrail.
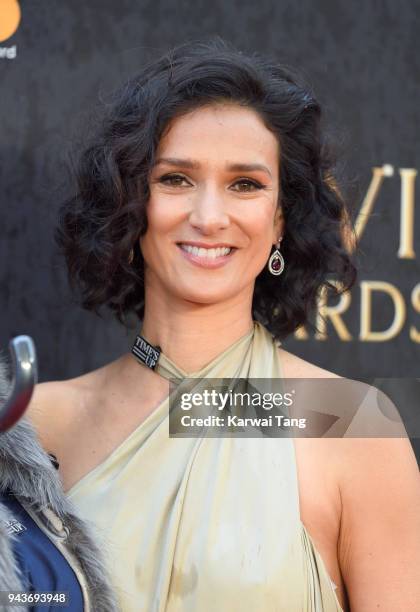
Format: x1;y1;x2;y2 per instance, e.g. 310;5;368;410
0;335;38;432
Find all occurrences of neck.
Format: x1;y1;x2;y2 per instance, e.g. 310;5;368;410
139;289;254;373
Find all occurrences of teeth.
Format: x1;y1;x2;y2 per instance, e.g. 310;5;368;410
180;244;232;258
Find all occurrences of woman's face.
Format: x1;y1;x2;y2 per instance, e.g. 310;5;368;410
140;103;283;307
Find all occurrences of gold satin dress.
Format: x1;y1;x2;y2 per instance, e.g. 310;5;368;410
67;322;343;611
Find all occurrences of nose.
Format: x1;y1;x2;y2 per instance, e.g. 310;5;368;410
188;183;230;235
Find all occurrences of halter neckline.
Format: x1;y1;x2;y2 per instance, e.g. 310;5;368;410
141;323;256;382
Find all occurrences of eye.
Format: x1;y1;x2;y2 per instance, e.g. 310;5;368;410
231;178;266;192
155;174;266;192
157;173;191;187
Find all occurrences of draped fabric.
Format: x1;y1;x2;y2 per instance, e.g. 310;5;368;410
67;322;343;611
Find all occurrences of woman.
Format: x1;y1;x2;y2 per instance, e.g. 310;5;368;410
28;39;420;611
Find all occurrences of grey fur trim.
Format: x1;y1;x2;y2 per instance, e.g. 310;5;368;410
0;357;25;611
0;355;119;611
0;418;69;511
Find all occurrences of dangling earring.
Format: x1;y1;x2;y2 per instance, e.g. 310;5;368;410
268;237;285;276
128;248;134;264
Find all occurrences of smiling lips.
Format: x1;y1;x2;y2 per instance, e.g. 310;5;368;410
177;242;236;268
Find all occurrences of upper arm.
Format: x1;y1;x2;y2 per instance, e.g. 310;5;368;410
338;436;420;611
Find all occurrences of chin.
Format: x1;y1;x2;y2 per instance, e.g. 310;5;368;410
174;285;238;306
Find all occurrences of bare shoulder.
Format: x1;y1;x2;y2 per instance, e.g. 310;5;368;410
277;345;341;379
26;366;108;455
278;344;413;449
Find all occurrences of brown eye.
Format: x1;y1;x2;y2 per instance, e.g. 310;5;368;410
158;173;190;187
231;179;265;192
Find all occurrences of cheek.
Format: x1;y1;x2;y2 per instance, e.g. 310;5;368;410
242;205;277;246
141;196;179;246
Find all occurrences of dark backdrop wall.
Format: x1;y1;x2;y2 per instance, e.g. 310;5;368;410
1;1;419;452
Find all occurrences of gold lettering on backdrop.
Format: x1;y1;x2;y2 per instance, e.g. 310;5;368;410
398;168;417;259
294;326;309;340
360;281;406;341
315;283;352;341
294;163;418;343
352;164;394;250
410;283;420;343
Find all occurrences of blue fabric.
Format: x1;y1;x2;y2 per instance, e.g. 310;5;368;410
1;492;84;611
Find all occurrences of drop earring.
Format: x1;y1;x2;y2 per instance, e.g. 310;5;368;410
268;237;285;276
128;248;134;264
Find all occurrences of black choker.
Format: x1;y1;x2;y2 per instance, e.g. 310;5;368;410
131;334;161;370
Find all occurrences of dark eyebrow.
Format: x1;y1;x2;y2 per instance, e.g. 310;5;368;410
154;157;272;178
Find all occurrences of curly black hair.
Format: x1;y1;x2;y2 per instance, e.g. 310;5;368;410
55;37;357;340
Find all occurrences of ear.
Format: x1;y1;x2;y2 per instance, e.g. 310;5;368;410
272;206;284;244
